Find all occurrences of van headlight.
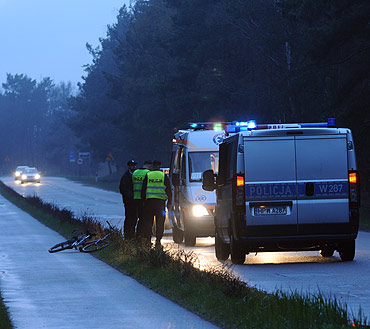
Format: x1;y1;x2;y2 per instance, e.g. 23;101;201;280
192;205;208;217
35;174;40;179
21;174;27;180
15;171;20;177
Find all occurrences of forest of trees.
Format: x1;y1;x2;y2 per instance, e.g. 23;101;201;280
1;0;369;179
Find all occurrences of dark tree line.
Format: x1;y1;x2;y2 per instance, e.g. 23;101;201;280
0;74;76;174
67;0;370;178
1;0;369;179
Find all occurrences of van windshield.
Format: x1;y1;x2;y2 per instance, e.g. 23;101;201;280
188;151;219;181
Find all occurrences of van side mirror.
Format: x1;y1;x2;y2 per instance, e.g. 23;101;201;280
172;172;180;186
202;170;216;191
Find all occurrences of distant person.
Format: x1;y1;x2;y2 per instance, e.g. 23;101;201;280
141;160;171;248
132;160;153;238
119;159;137;240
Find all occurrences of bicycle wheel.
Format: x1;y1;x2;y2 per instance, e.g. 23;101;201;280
81;239;111;253
48;241;73;253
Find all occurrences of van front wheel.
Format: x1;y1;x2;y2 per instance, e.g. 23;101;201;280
339;240;355;262
184;230;196;246
230;235;245;264
172;226;183;244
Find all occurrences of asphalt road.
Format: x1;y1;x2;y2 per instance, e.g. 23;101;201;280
2;176;370;322
3;176;124;228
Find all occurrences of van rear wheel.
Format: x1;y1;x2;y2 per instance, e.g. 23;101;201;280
339;240;355;261
215;230;229;260
230;235;245;264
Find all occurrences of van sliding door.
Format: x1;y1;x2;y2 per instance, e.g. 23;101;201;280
244;137;298;236
295;135;349;235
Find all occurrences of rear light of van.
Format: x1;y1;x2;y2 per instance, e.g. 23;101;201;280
233;174;246;212
348;170;360;208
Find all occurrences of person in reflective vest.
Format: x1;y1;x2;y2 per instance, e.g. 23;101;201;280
132;160;153;238
141;160;172;247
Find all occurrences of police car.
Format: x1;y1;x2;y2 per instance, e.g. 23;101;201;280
203;119;360;264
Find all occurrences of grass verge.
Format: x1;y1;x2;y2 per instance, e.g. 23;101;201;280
0;180;368;329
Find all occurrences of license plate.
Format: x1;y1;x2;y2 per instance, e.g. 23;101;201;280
254;206;287;216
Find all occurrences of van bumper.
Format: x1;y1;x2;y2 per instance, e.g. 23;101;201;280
231;211;359;252
237;233;357;253
184;216;215;237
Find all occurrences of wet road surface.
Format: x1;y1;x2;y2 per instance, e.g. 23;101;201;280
0;192;218;329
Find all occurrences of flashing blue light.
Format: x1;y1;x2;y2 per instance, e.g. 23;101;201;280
247;120;257;129
233;120;257;130
328;118;336;127
190;123;198;128
226;126;237;133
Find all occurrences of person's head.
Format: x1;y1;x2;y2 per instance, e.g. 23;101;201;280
127;159;137;172
143;160;153;170
152;160;161;170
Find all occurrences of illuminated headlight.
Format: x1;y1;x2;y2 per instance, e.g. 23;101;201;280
21;174;27;180
35;174;40;180
192;205;208;217
15;171;20;177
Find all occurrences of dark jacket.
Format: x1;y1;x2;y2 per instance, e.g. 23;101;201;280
141;170;172;205
119;169;134;203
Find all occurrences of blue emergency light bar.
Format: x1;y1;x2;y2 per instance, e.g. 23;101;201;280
226;118;336;133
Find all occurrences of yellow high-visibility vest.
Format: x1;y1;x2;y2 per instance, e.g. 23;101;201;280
146;171;167;200
132;168;150;200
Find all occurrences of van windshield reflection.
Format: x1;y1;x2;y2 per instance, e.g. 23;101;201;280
188;151;218;181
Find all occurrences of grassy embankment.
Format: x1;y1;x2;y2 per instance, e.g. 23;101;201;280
0;180;369;329
0;291;12;329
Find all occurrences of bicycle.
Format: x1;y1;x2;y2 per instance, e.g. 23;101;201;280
48;229;96;253
81;221;114;253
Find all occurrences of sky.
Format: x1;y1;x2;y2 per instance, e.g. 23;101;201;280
0;0;130;87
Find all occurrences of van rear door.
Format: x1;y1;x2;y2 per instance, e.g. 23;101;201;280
295;134;349;234
244;136;298;236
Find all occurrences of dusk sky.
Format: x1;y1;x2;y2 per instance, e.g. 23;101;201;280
0;0;130;87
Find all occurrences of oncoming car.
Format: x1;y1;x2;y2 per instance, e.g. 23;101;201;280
20;167;41;184
14;166;29;181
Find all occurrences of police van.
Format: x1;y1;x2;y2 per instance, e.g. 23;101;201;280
203;119;360;264
169;122;227;246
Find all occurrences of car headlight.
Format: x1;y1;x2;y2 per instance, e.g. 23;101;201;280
35;174;40;179
15;171;20;176
21;174;27;180
192;204;209;217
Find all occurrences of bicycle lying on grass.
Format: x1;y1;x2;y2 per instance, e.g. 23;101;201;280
81;221;113;253
48;221;113;253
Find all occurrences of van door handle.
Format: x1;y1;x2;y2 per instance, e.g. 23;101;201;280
305;182;314;196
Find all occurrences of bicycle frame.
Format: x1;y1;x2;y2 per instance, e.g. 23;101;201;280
81;221;114;252
71;233;94;249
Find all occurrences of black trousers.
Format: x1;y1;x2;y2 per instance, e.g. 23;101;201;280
123;199;138;239
143;199;166;241
135;199;145;238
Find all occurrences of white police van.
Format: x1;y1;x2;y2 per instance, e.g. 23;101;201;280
203;119;360;264
169;122;227;246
